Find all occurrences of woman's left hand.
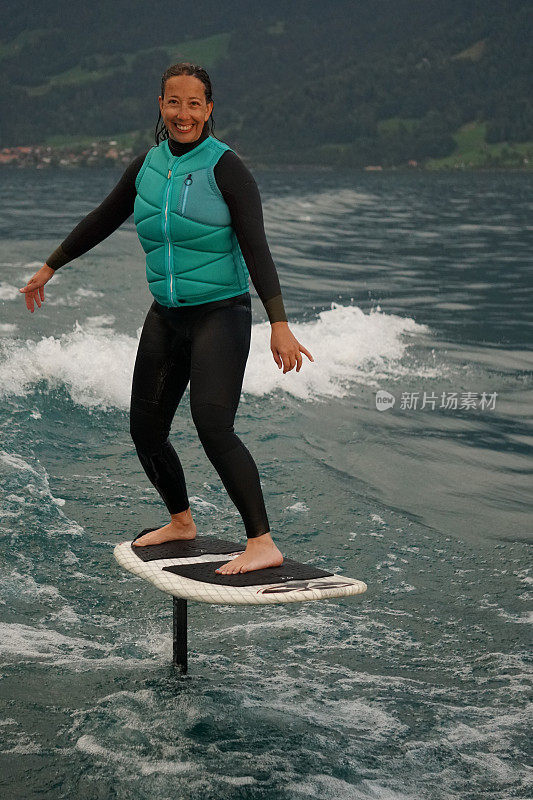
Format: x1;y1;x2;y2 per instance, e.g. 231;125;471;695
270;322;314;373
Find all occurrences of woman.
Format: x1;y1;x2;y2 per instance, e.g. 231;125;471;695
19;62;313;575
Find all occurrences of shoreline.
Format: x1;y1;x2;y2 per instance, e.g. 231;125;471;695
1;162;531;173
0;155;533;174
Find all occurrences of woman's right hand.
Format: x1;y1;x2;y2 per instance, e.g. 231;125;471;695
19;264;55;313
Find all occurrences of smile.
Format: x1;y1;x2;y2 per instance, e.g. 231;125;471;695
174;123;194;131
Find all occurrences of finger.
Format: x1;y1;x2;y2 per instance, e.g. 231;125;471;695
283;355;296;373
299;344;314;362
272;349;282;369
295;351;303;372
39;286;45;301
19;280;38;293
29;287;41;309
25;291;34;312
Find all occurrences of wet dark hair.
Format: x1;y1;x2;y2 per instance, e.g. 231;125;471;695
155;62;216;145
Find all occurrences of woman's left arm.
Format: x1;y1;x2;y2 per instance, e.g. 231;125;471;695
214;152;313;373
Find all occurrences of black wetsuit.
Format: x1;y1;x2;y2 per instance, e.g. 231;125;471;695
47;125;285;537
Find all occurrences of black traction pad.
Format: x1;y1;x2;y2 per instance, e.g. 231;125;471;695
131;531;244;562
162;558;334;586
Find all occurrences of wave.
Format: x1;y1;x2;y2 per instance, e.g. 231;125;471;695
0;303;433;410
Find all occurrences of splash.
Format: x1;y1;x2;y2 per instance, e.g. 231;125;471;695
0;303;431;410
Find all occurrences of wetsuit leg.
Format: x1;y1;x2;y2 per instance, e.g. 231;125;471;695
188;293;271;538
129;301;191;514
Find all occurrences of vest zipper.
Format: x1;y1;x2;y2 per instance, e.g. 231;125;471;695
164;165;175;303
181;174;193;215
163;166;193;304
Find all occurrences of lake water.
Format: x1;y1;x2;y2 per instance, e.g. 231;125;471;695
0;165;531;799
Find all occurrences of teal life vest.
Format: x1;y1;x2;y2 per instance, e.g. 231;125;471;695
134;136;250;307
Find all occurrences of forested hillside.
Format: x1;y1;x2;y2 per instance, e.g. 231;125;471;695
1;0;531;167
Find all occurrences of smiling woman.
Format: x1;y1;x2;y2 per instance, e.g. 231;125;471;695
19;61;314;575
158;72;213;142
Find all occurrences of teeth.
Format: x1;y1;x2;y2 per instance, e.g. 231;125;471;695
175;124;193;131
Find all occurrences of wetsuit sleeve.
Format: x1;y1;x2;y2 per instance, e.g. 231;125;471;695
45;152;148;270
213;151;287;324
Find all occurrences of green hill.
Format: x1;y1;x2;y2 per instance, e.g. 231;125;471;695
1;0;531;167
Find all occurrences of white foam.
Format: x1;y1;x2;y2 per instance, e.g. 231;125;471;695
75;734;195;775
286;775;417;800
0;451;38;475
0;450;65;507
0;282;20;301
0;570;62;603
61;548;80;566
47;287;105;306
2;741;42;755
286;501;309;512
189;495;221;512
0;450;80;532
5;493;27;503
0;321;135;410
0;304;432;410
496;609;533;624
84;314;115;326
245;303;432;399
0;622;108;660
0;569;81;623
264;188;378;223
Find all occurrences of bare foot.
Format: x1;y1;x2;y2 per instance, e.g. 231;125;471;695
132;518;197;547
215;532;283;574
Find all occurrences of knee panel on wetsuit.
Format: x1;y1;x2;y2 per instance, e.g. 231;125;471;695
191;402;238;455
130;399;173;455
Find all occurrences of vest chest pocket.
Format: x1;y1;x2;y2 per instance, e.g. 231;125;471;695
172;167;232;227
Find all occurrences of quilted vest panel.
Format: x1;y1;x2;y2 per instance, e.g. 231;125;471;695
134;136;250;307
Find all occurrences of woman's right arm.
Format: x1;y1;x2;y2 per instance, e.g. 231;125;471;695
20;152;147;312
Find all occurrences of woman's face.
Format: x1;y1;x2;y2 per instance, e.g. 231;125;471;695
159;75;213;143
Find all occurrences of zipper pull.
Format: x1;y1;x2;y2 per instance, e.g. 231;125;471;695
185;174;193;185
167;168;172;179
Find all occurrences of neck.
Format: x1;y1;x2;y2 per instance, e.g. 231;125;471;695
166;123;209;156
